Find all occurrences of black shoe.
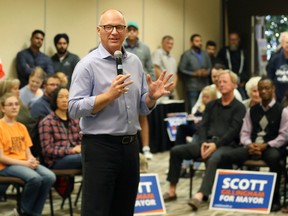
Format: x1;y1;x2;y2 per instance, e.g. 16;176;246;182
271;203;281;212
163;192;177;202
202;195;208;201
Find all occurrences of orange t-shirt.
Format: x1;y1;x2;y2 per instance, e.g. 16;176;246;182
0;119;32;170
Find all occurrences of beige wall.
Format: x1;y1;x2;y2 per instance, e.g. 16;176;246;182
1;0;221;83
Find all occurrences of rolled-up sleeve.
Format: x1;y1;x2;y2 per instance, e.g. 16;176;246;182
69;61;96;119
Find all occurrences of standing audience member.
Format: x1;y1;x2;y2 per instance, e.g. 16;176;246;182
222;77;288;212
178;34;211;112
68;9;173;216
267;31;288;103
51;33;80;88
124;21;155;160
0;92;56;216
39;86;82;169
16;29;54;88
217;32;249;99
20;66;45;108
205;40;218;67
152;35;178;100
242;76;261;109
163;71;246;212
30;74;60;119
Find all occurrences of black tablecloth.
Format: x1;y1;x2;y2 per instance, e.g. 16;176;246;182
148;100;185;153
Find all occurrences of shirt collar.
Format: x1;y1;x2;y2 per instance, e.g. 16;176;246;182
160;48;170;57
217;97;236;107
260;98;276;111
98;43;127;60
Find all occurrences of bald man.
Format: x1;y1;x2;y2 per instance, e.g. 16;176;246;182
69;9;173;216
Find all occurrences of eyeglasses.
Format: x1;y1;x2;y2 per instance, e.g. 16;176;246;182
99;25;126;33
4;102;20;107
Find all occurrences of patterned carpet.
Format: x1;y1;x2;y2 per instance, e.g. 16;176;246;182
0;151;287;215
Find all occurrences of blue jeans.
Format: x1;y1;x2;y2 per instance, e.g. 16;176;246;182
186;90;200;112
51;154;82;169
0;165;56;216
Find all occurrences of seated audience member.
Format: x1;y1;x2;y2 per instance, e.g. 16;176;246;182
0;92;56;216
16;29;54;88
55;71;68;87
0;78;38;138
20;66;45;108
175;85;217;146
163;70;246;212
39;86;82;169
191;64;242;115
175;85;217;177
222;77;288;212
242;76;261;109
30;74;60;119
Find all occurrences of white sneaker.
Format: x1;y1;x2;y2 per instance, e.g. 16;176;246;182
143;150;153;160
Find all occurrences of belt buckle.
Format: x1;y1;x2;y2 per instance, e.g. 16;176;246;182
122;136;130;144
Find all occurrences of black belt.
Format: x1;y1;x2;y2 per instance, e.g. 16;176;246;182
84;134;137;145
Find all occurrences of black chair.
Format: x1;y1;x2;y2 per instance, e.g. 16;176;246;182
189;158;204;198
49;169;82;216
242;158;287;207
0;176;25;214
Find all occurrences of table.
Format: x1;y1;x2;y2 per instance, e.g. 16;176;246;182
148;100;185;153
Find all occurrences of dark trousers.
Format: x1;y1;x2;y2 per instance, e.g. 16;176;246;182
81;135;140;216
167;137;235;197
222;147;283;204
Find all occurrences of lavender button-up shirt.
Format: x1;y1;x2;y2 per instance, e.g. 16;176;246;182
68;43;152;135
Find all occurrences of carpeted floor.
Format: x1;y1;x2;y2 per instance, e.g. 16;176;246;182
0;151;287;216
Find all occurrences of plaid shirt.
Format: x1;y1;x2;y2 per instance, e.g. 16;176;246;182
39;112;82;167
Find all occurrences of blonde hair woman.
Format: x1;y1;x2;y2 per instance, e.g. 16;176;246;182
20;66;45;108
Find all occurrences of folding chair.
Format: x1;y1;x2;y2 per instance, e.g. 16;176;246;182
242;158;287;207
49;169;82;216
0;176;25;213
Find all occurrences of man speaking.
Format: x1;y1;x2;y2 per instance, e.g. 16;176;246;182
68;9;173;216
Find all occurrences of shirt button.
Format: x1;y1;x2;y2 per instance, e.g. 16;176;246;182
128;121;132;124
127;106;130;109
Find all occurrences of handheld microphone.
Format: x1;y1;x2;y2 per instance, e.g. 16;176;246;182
114;50;123;75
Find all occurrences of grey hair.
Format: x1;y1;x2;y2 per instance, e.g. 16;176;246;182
245;76;261;98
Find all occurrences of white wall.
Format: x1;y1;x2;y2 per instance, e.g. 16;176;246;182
1;0;221;82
